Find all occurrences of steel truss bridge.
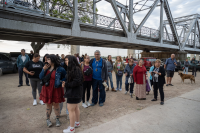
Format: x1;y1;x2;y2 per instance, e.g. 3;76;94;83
0;0;200;54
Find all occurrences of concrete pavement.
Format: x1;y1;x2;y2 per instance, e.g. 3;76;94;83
80;89;200;133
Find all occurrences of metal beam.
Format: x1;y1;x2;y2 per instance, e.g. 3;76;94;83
197;21;200;46
163;0;181;49
65;0;73;11
159;0;164;44
93;0;96;25
194;22;197;48
110;0;128;37
135;0;160;35
71;0;80;36
128;0;133;33
182;17;197;49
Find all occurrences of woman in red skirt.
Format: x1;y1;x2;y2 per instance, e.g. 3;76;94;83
39;54;66;127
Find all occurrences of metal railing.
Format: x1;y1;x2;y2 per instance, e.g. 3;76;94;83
1;0;199;48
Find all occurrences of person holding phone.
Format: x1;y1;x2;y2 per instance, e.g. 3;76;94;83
23;53;45;106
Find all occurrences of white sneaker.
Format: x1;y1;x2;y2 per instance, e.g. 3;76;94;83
86;101;91;107
40;100;45;105
33;99;37;106
125;91;128;95
119;88;122;91
63;126;75;133
116;88;119;91
82;103;88;108
75;122;80;128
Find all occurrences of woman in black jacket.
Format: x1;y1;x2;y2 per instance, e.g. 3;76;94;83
151;59;166;105
62;55;84;133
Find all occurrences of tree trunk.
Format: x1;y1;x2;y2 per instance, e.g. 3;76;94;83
31;42;45;54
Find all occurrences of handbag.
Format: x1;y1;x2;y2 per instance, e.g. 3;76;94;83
146;79;151;92
117;70;123;76
128;76;133;83
84;66;93;76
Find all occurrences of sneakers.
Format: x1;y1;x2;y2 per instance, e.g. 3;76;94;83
125;91;128;95
63;126;75;133
33;99;37;106
75;122;80;128
82;103;88;108
160;101;164;105
56;118;61;127
130;93;133;98
86;101;91;107
90;103;96;106
46;119;52;127
116;88;119;91
40;100;45;105
99;103;104;107
18;84;22;87
119;88;122;91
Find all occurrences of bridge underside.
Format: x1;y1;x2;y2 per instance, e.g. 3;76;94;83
0;8;199;54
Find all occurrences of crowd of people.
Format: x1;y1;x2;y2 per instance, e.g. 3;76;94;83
15;49;198;133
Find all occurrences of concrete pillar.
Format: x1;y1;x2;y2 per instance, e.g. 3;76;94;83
127;49;135;58
190;54;195;60
196;55;199;61
71;45;80;55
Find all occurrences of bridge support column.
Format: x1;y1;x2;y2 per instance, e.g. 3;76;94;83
71;45;80;55
196;55;199;61
190;54;195;60
127;49;136;58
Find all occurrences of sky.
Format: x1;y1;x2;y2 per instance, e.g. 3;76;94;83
0;0;200;57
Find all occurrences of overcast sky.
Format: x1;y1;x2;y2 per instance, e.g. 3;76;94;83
0;0;199;57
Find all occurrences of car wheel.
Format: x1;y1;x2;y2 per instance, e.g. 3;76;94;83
0;68;2;76
13;65;18;73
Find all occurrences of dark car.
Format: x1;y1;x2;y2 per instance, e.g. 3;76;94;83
0;53;18;75
180;60;200;72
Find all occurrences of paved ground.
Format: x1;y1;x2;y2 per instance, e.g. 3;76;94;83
0;71;199;133
81;88;200;133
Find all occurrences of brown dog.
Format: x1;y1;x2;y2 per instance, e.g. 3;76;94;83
178;72;195;83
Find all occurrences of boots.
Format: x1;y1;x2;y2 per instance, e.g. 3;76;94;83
112;88;117;92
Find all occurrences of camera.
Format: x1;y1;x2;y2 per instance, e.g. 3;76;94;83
40;81;50;86
45;82;50;86
40;81;44;86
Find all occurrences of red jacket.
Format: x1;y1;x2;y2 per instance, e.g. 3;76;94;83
133;65;147;84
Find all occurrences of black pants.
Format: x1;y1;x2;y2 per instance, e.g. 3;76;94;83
153;82;164;101
18;67;29;85
82;81;92;103
192;66;196;77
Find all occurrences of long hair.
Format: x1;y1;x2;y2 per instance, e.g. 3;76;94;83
116;56;122;62
46;54;60;70
43;54;49;63
67;55;84;82
108;55;113;67
63;55;70;71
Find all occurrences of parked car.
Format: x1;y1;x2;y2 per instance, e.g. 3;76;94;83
133;57;156;69
180;60;200;72
0;53;18;75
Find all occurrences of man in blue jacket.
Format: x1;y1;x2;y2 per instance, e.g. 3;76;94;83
124;58;136;98
17;49;30;87
89;50;108;107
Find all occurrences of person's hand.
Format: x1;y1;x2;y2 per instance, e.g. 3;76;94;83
43;64;50;70
62;81;65;88
29;71;35;76
158;72;161;75
104;80;107;83
125;73;128;76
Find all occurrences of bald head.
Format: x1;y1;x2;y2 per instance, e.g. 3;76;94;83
171;54;175;59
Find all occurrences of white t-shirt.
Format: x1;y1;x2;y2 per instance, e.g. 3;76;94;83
21;55;26;62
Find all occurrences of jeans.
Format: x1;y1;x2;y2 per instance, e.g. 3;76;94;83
183;67;188;74
116;74;123;89
92;78;106;104
192;66;196;77
107;72;114;89
82;81;92;103
125;79;134;93
153;82;164;101
59;87;69;115
18;67;29;85
30;78;42;99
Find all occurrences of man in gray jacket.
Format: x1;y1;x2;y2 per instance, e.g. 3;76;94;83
89;50;108;107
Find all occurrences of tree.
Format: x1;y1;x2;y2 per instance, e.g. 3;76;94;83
30;0;97;54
